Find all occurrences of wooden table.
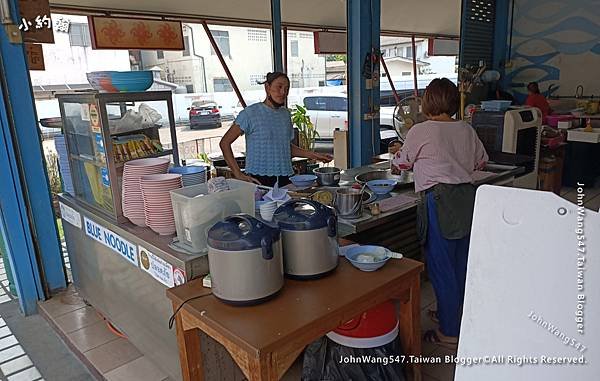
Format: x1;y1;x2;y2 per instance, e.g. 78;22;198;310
167;258;424;381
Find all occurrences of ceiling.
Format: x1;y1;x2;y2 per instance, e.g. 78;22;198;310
50;0;461;37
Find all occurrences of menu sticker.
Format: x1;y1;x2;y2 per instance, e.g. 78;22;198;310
139;246;174;288
59;202;81;229
89;104;101;133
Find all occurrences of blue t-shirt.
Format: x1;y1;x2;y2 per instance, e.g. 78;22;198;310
235;102;294;176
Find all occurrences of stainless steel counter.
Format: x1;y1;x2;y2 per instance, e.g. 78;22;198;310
58;194;214;381
335;161;524;237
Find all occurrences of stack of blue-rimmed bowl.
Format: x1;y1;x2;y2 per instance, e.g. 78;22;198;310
168;166;207;187
110;71;154;92
54;134;74;194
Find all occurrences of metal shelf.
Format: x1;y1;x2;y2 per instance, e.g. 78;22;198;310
110;124;163;137
114;149;173;168
69;153;106;167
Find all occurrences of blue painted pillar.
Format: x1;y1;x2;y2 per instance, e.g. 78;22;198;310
0;85;45;315
0;0;67;311
270;0;283;72
492;0;511;79
347;0;381;167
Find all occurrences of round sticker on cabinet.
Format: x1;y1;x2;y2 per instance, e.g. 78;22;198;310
140;250;150;270
173;268;186;286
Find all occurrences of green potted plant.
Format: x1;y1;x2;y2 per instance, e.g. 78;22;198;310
291;105;320;174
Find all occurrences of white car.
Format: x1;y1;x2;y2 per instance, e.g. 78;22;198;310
301;95;396;140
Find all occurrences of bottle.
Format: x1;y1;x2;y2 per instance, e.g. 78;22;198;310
584;118;593;132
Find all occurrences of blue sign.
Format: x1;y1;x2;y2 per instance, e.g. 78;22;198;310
94;133;105;154
100;167;110;187
84;217;138;266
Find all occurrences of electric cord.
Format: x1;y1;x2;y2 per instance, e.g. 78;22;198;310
168;292;213;330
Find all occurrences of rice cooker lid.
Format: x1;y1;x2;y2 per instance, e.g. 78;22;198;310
207;214;280;251
273;200;335;231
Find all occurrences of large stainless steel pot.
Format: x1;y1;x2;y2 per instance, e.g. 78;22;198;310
313;167;342;186
273;200;338;279
207;214;283;305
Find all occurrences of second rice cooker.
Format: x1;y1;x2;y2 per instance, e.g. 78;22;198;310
207;214;283;305
273;200;339;279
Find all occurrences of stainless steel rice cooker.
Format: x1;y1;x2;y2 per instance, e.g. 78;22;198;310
207;214;283;305
273;200;339;279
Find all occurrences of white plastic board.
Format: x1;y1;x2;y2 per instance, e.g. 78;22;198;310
455;185;598;381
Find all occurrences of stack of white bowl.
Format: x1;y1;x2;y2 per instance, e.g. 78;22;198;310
259;201;277;222
140;174;182;235
122;158;170;226
167;166;207;187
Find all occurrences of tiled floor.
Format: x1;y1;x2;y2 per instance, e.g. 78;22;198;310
0;259;43;381
37;287;169;381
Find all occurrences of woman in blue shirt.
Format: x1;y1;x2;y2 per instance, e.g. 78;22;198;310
220;72;332;186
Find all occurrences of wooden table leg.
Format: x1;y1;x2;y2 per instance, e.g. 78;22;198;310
247;353;277;381
173;303;204;381
398;275;422;381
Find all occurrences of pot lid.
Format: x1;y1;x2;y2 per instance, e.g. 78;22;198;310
273;200;334;231
208;214;280;251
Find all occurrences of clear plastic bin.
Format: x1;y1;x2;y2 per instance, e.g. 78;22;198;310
170;179;256;253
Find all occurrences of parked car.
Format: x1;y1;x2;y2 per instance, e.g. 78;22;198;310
232;99;262;120
188;101;222;130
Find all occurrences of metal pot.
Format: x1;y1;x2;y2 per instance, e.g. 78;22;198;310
273;200;339;279
334;187;363;219
207;214;283;305
313;167;342;186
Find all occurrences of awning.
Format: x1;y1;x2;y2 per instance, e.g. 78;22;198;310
50;0;461;37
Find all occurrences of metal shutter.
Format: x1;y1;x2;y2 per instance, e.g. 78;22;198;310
460;0;496;67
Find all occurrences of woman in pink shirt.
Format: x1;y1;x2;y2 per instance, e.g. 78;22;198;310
393;78;488;348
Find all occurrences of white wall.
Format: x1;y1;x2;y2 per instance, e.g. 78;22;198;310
286;31;326;88
29;14;130;87
142;25;326;93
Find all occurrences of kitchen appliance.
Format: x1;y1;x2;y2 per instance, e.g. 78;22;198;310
471;107;542;189
334;187;363;219
207;214;283;305
273;200;339;279
393;96;425;143
313;167;342;186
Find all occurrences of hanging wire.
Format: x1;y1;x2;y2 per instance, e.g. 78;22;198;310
168;292;213;330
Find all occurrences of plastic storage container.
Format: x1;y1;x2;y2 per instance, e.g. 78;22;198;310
170;179;256;253
480;100;512;112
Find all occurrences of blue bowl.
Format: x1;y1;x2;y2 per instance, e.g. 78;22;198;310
366;179;397;195
289;174;317;188
345;245;391;272
168;166;206;175
110;71;153;92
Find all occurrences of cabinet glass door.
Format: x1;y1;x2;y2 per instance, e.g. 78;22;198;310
63;100;114;214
